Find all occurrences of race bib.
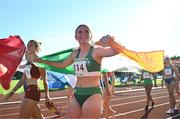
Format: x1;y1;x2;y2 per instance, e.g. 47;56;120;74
74;58;88;77
164;68;172;76
143;72;151;79
24;65;32;79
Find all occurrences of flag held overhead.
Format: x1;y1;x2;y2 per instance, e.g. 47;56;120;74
0;36;26;90
96;39;164;73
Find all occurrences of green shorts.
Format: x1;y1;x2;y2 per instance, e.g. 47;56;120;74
144;79;152;85
74;87;102;107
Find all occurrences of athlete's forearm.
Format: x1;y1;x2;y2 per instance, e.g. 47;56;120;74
12;75;26;92
40;60;65;69
43;79;50;99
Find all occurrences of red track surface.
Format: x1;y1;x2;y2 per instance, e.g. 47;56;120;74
1;86;180;119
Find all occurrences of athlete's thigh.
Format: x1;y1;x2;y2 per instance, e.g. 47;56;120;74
82;94;103;118
166;83;175;94
65;96;81;118
32;103;44;119
19;98;36;118
169;82;175;93
146;85;153;93
144;85;149;94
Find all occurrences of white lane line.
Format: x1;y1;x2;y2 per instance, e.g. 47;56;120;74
0;101;22;105
112;89;167;98
0;105;68;117
0;88;167;111
0;87;168;111
0;86;166;106
44;98;180;119
111;91;167;101
115;86;165;93
111;95;168;107
0;112;19;117
112;99;180;118
0;94;169;117
0;96;67;105
0;91;167;111
0;87;169;117
167;113;180;119
0;100;67;111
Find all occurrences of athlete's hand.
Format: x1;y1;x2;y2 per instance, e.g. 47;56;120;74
45;99;61;115
99;35;114;47
45;97;51;103
45;98;53;109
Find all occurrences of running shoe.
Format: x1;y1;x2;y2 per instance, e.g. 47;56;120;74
174;104;179;110
166;108;174;114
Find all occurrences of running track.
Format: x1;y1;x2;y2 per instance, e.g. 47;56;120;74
1;86;180;119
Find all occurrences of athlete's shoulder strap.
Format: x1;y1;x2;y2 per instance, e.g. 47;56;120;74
86;46;94;58
74;47;80;59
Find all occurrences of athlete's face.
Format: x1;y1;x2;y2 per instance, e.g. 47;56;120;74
26;41;39;61
164;58;170;66
27;41;37;53
75;26;90;44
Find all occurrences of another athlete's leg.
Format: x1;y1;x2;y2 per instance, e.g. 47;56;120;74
32;103;44;119
144;85;149;110
65;95;81;118
19;98;36;118
166;83;176;113
147;84;154;107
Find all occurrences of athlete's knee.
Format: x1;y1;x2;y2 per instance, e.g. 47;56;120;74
169;94;175;99
19;112;32;118
82;108;101;118
65;109;81;118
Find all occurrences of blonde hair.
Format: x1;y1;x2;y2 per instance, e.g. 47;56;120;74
27;40;41;53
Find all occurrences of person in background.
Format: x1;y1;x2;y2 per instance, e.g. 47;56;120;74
5;40;51;118
141;70;155;111
173;65;180;96
107;72;115;95
163;57;180;114
152;73;157;87
102;72;116;118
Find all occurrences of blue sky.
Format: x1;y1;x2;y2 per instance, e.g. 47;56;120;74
1;0;179;57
